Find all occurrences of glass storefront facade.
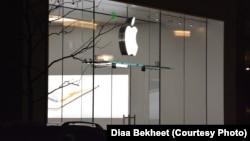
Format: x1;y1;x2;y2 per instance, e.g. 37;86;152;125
48;0;224;128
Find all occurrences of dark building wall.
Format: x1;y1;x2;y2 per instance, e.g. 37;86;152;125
0;1;23;124
0;0;48;125
236;0;250;124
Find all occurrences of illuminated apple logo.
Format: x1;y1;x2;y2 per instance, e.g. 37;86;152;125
119;17;138;56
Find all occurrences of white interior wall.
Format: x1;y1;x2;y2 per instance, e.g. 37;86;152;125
129;23;150;124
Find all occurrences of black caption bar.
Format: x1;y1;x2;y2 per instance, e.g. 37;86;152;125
107;125;249;141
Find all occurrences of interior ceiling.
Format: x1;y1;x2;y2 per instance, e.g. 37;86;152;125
49;0;206;24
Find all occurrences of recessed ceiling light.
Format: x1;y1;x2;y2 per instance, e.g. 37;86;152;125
95;54;114;62
188;20;194;27
173;30;191;37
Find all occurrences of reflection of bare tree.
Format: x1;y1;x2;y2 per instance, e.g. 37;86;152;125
23;0;123;121
34;64;90;103
49;80;79;95
48;85;100;111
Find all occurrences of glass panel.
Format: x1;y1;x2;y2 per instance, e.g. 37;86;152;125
128;7;150;125
80;64;93;122
110;67;129;125
93;5;128;127
148;9;160;125
207;19;224;124
184;16;207;124
93;12;117;128
48;1;64;124
62;7;94;122
48;0;94;124
161;13;185;124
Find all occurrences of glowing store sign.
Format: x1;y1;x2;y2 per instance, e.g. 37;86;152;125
119;17;138;56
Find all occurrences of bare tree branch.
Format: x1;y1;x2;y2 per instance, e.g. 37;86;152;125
34;63;90;102
23;0;127;107
48;80;79;95
95;39;113;49
48;24;75;36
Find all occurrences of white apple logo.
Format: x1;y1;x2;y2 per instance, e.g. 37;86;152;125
119;17;138;56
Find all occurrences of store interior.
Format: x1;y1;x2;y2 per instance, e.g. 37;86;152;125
48;0;224;128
